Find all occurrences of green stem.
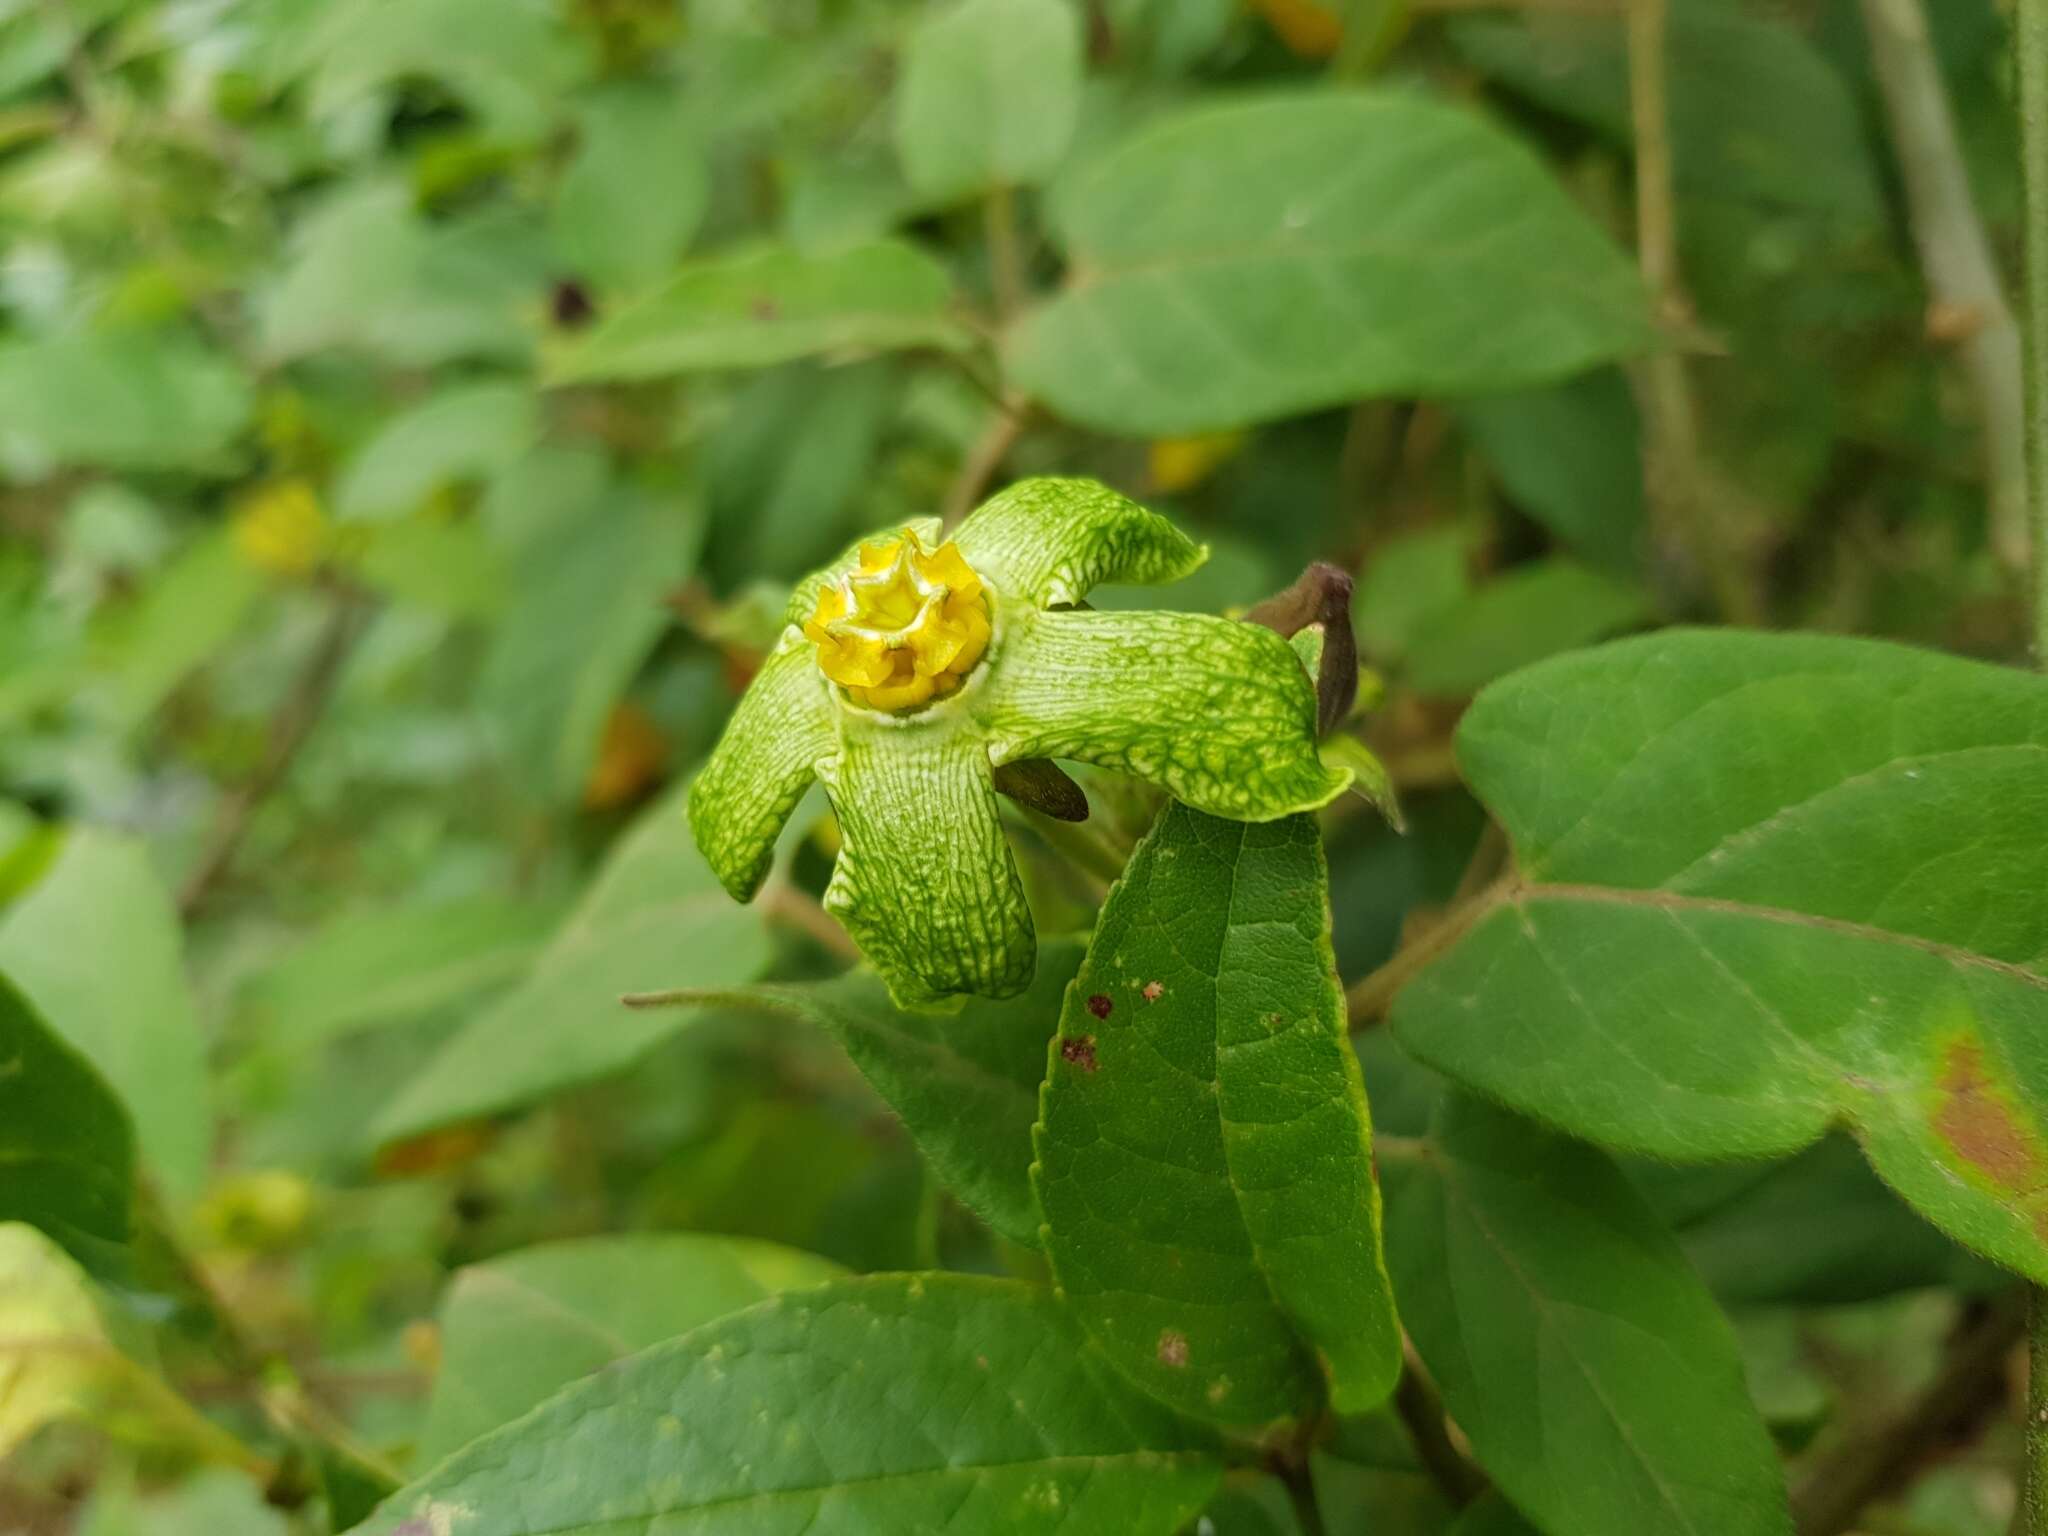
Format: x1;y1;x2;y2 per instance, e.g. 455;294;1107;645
1278;1459;1330;1536
2029;1291;2048;1535
985;184;1025;324
1345;879;1512;1031
2018;0;2048;1522
2023;0;2048;662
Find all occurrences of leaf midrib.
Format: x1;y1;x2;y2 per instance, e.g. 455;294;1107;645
1509;884;2048;992
441;1448;1215;1536
1429;1151;1770;1536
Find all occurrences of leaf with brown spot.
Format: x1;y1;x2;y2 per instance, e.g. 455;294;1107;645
1032;802;1400;1429
1392;630;2048;1283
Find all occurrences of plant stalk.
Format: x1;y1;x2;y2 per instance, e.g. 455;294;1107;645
1624;0;1760;624
2018;0;2048;1523
1860;0;2027;572
2024;0;2048;663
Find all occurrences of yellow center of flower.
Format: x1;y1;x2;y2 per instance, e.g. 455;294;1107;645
803;531;992;711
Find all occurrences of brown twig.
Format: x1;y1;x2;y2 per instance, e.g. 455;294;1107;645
1859;0;2027;573
941;398;1029;531
2018;0;2048;1519
136;1183;403;1497
1792;1292;2025;1536
1345;881;1510;1031
1394;1341;1490;1509
178;586;369;918
1624;0;1761;624
761;883;861;963
985;185;1027;324
1412;0;1618;10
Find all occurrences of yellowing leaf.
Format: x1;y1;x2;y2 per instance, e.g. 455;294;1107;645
0;1221;107;1455
0;1223;251;1465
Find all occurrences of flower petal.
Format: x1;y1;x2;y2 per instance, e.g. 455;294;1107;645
818;720;1035;1007
687;637;835;901
953;477;1206;607
980;609;1351;820
784;516;944;629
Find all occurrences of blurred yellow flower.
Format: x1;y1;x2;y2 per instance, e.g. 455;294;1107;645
1147;430;1246;495
231;479;330;577
1247;0;1343;57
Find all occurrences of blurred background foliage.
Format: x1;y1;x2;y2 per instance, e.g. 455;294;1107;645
0;0;2034;1531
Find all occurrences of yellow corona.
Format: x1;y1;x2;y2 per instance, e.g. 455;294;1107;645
803;530;992;711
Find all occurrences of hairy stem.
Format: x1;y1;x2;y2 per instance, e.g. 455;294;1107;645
1278;1458;1331;1536
985;183;1025;322
1791;1291;2024;1536
1346;881;1510;1031
1394;1341;1489;1509
2024;0;2048;664
1860;0;2027;572
2021;0;2048;1522
138;1183;402;1498
761;883;861;962
941;397;1028;531
1625;0;1760;624
178;585;369;918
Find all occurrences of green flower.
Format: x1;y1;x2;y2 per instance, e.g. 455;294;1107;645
688;477;1350;1006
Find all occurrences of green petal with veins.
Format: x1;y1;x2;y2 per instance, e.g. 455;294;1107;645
819;719;1035;1007
954;477;1206;606
687;636;834;901
979;608;1350;821
783;515;944;628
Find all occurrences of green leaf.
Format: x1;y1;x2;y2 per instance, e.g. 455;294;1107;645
704;360;901;584
359;1275;1222;1536
687;639;835;903
0;332;250;476
1449;1495;1545;1536
259;182;544;368
1390;629;2048;1283
353;515;507;619
1453;369;1646;572
333;381;537;526
954;475;1208;606
1354;528;1470;665
892;0;1083;201
987;607;1352;822
995;606;1359;831
480;483;699;803
1382;1094;1790;1536
297;0;582;144
1401;558;1650;697
819;715;1036;1005
0;974;131;1272
89;530;266;729
416;1233;843;1465
0;829;208;1201
1032;804;1401;1427
1006;91;1650;436
1635;1135;1998;1307
552;82;709;295
632;938;1086;1247
1447;0;1881;225
75;1467;294;1536
239;896;559;1052
373;787;772;1143
546;241;969;384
